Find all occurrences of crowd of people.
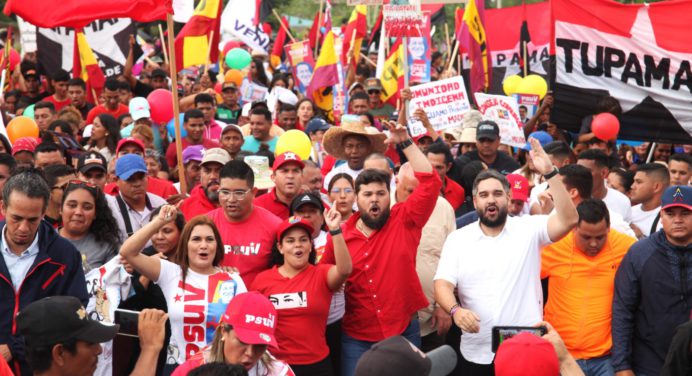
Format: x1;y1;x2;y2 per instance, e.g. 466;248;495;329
0;23;690;376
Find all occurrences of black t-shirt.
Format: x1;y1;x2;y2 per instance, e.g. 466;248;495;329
77;102;95;121
449;150;521;186
132;80;154;98
19;92;48;105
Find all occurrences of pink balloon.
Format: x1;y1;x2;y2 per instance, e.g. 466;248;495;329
214;82;222;94
147;89;174;124
222;41;244;57
592;113;620;141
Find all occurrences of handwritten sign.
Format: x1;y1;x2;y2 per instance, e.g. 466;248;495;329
407;76;471;137
474;93;527;148
241;78;268;103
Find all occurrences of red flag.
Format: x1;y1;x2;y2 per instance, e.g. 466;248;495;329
174;0;221;71
73;29;106;104
307;12;322;50
254;0;273;26
4;0;171;28
342;5;367;66
271;16;290;62
458;0;492;93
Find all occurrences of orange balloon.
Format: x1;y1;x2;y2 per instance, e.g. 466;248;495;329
7;116;39;143
224;69;244;87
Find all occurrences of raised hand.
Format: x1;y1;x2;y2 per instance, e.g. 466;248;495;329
156;205;178;224
383;120;410;145
529;138;555;175
324;207;343;232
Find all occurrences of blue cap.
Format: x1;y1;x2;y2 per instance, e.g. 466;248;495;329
305;118;331;135
523;131;553;151
661;185;692;211
115;154;148;180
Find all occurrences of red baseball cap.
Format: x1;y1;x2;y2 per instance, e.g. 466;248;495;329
222;292;278;348
272;152;305;172
12;137;39;156
507;174;530;202
494;332;560;376
116;137;145;155
276;216;314;242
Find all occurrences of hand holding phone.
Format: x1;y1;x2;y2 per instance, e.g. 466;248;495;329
491;326;548;352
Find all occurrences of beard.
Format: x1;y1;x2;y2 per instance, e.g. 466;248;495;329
477;205;508;228
204;184;219;203
360;206;391;230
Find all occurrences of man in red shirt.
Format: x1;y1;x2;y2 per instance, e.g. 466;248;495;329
425;142;465;213
43;70;71;112
180;148;230;220
85;78;129;125
254;152;304;220
207;160;282;288
165;109;220;167
320;121;442;376
103;137;178;200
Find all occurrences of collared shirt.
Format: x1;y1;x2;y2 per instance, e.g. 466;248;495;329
321;171;442;342
107;193;166;243
435;215;552;364
253;189;290;220
542;229;635;360
443;176;465;211
180;185;218;220
1;225;40;291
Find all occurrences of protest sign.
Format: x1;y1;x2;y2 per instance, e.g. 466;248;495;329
513;93;540;122
332;32;347;125
220;0;271;53
241;79;269;103
17;16;37;54
474;93;527;148
285;41;315;96
383;4;424;38
407;12;431;83
406;76;471;137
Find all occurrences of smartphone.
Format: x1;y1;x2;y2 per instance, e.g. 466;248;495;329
491;326;547;352
114;309;140;338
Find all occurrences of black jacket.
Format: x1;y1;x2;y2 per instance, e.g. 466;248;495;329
0;220;88;376
612;230;692;375
449;150;520;186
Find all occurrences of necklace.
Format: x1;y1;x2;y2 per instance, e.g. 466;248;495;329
356;219;372;237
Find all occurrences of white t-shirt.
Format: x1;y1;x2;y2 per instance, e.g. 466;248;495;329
434;215;552;364
631;204;662;237
85;256;131;376
603;187;632;224
156;260;247;364
107;193;167;243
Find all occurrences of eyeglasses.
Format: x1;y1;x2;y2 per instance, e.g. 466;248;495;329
218;189;251;200
330;188;354;195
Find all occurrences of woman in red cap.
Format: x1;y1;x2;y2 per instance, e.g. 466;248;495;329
172;291;295;376
251;207;352;376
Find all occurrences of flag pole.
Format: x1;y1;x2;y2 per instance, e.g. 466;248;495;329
166;13;187;195
444;23;451;61
203;30;215;76
447;40;459;72
522;41;528;77
272;9;296;43
159;24;169;65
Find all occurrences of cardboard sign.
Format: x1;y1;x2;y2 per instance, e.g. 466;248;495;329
513;93;540;123
474;93;527;148
407;12;431;83
241;78;269;103
407;76;471;137
284;40;315;96
383;4;424;37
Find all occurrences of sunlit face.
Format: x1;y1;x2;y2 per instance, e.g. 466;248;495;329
329;178;355;219
277;111;297;130
221;131;244;156
350;99;369;115
184;117;206;143
630;171;656;205
297;101;314;123
152;221;180;257
34;108;54;131
222;328;267;370
218;178;256;222
201;162;223;203
187;224;217;271
356;181;390;229
278;227;313;270
395;173;419;203
91;117;107;141
473;178;510;228
575;219;609;257
61;188;96;237
660;207;692;246
249;114;271;141
272;163;302;198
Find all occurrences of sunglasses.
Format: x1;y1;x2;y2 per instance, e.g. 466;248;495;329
67;179;98;191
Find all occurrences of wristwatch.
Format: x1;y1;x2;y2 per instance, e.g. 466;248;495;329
398;138;414;149
543;167;559;180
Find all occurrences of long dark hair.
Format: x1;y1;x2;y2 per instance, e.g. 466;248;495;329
251;57;269;87
92;113;121;154
61;182;120;247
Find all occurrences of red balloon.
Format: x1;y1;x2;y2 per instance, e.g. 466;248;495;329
214;82;222;94
147;89;174;124
0;49;20;71
591;112;620;141
222;41;243;57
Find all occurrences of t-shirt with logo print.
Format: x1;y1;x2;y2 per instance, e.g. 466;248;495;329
156;260;247;364
207;206;282;288
252;264;334;365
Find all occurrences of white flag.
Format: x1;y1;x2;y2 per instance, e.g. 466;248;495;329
220;0;270;53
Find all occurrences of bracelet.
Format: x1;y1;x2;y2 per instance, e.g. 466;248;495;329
543;167;559;180
397;138;414;149
449;304;460;317
329;228;342;236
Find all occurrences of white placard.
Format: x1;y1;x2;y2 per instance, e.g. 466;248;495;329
474;93;527;148
407;76;471;137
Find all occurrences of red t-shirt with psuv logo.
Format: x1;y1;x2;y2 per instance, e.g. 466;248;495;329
207;206;281;288
252;264;333;365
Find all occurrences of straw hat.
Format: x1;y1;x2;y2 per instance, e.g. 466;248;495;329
322;119;387;160
244;155;274;190
459;109;483;144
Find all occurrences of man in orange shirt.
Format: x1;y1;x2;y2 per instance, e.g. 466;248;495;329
542;198;635;376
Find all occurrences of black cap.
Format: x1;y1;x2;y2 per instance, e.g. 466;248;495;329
151;68;167;79
18;296;119;347
77;151;107;174
290;192;324;214
305;118;331;135
475;120;500;141
355;336;432;376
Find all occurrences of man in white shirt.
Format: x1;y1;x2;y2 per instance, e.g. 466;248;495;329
577;149;632;223
630;163;669;238
434;139;578;375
